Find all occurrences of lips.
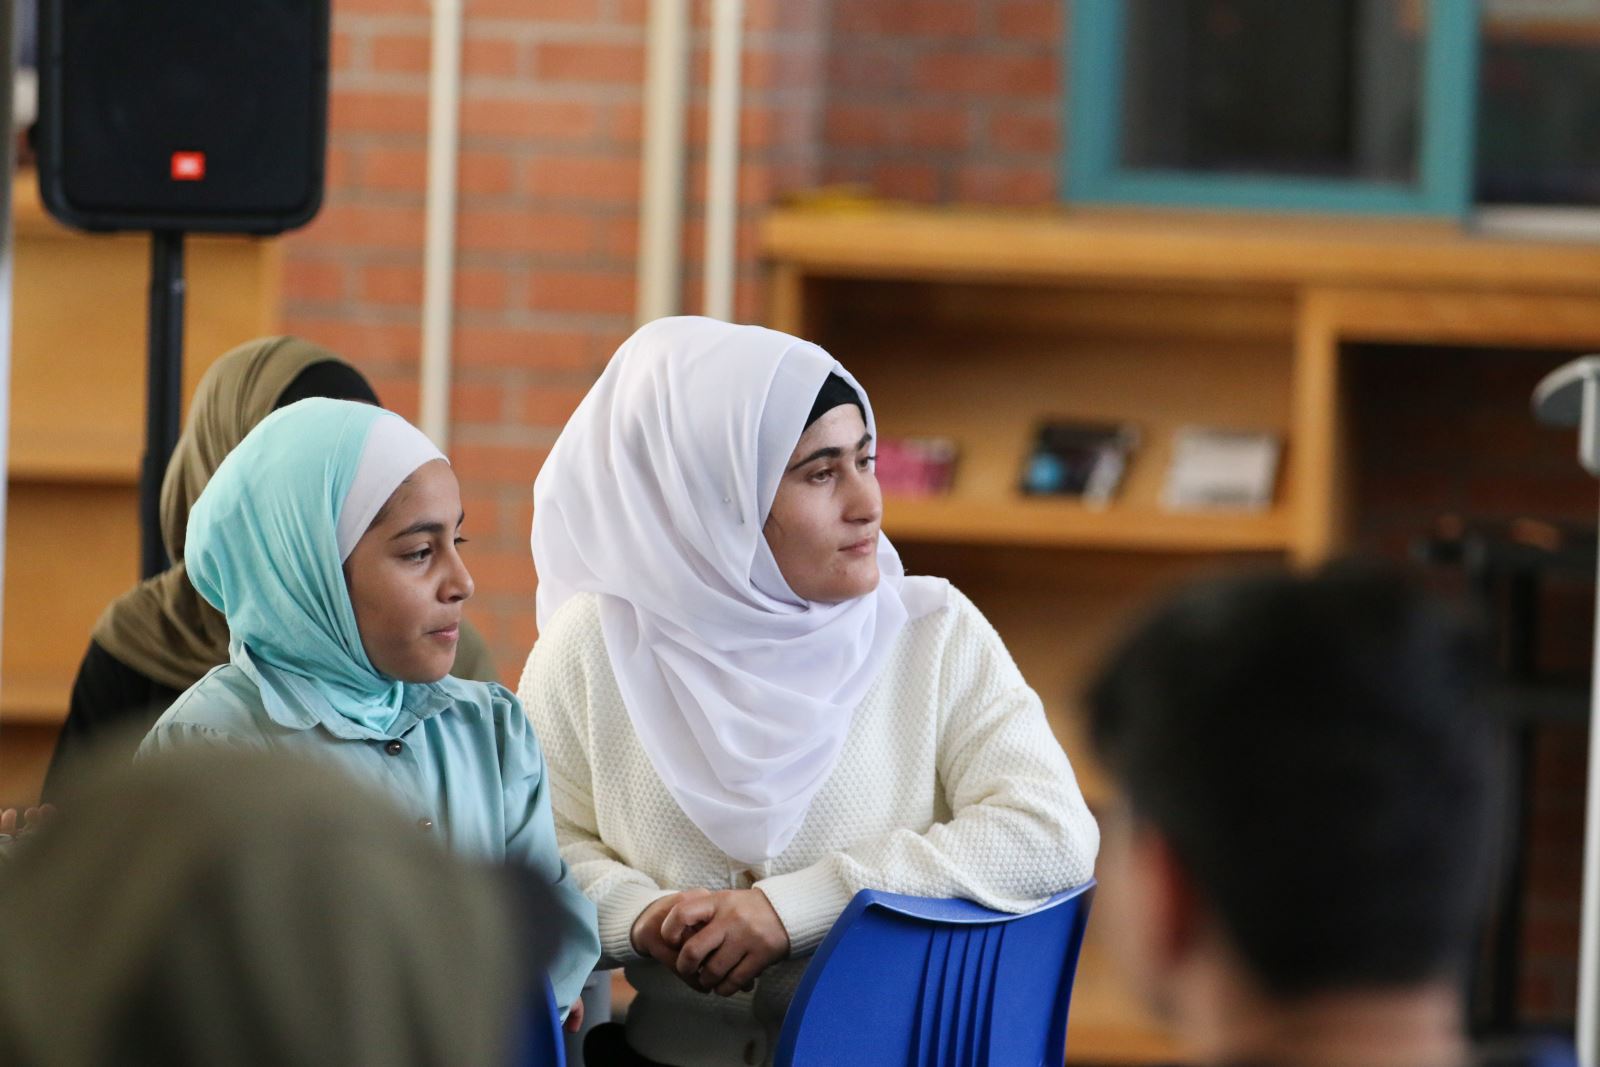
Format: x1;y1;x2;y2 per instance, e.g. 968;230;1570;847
427;623;460;640
841;535;877;555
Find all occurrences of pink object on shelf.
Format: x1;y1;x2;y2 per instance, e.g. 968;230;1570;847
875;437;959;497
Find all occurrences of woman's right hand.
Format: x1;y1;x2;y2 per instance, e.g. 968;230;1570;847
659;889;790;996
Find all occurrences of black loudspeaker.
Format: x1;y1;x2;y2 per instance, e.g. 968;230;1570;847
36;0;329;235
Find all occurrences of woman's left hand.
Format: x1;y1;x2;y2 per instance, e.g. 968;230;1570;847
663;888;790;996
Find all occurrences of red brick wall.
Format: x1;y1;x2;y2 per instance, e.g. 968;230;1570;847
281;0;826;677
818;0;1063;202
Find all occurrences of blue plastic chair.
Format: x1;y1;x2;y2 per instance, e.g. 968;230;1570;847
512;974;567;1067
774;881;1095;1067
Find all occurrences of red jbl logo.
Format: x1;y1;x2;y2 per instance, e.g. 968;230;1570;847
170;151;206;181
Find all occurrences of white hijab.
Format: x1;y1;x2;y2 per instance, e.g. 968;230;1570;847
532;316;945;863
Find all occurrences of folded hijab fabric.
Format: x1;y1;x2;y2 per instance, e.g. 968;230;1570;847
532;315;945;864
91;336;366;691
184;397;445;734
0;748;529;1067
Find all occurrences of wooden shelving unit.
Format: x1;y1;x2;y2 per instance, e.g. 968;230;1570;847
885;496;1293;553
761;199;1600;1066
0;174;280;800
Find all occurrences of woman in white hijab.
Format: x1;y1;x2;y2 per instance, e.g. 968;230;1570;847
520;316;1098;1067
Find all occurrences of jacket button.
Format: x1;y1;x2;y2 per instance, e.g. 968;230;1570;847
384;740;403;756
417;818;434;832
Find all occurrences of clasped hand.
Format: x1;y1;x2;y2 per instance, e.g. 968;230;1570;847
631;888;790;997
0;804;55;840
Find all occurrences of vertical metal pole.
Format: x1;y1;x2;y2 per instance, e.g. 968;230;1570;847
636;0;689;325
1573;373;1600;1067
1580;498;1600;1067
703;0;744;323
419;0;462;451
141;230;184;579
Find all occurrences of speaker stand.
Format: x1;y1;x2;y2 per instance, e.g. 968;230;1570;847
140;230;185;580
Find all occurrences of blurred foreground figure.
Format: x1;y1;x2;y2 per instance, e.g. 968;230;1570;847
0;748;539;1066
1086;563;1502;1067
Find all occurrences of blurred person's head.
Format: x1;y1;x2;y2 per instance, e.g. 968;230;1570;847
0;748;536;1066
1086;562;1500;1067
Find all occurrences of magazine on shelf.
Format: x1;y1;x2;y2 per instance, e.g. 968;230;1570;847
1162;426;1280;511
1019;419;1140;507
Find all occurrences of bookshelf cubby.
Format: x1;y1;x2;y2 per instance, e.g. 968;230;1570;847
762;199;1600;1064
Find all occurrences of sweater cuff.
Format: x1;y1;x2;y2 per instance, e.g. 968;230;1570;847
597;881;678;965
755;860;855;956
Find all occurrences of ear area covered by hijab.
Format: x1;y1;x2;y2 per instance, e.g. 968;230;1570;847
92;336;370;691
532;316;947;864
184;398;446;734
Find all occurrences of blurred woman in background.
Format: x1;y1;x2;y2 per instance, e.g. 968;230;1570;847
44;336;498;797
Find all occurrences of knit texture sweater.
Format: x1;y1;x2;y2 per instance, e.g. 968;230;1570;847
518;584;1099;1067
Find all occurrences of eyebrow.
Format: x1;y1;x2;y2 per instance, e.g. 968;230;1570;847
389;511;466;541
786;432;874;473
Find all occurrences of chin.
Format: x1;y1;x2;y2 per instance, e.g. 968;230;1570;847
387;655;455;684
821;569;881;603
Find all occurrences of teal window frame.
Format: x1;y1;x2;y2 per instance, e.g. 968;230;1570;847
1063;0;1482;217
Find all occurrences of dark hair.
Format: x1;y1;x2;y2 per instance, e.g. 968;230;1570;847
275;359;380;409
1086;561;1502;998
805;372;863;430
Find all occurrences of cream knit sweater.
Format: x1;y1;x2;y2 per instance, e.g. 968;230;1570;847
518;584;1099;1067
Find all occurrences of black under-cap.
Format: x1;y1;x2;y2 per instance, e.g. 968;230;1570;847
805;372;864;429
275;360;381;409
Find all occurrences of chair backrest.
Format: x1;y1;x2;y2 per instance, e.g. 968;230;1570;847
511;974;567;1067
774;881;1095;1067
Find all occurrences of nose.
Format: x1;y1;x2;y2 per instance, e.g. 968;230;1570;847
442;543;475;604
844;463;882;526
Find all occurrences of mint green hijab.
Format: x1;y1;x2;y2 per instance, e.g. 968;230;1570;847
184;398;423;732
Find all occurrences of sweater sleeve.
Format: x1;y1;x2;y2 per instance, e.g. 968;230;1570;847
518;603;676;968
756;590;1100;955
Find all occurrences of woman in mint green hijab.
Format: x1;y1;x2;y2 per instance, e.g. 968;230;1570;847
140;397;600;1019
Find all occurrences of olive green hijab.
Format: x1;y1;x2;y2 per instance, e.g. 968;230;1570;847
90;336;498;689
0;748;532;1066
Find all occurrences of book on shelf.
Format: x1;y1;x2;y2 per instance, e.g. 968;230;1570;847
1018;419;1139;507
1162;426;1280;511
875;436;959;497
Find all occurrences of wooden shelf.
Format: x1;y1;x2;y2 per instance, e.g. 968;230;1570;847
887;494;1292;553
1;672;76;724
9;427;140;484
763;200;1600;294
